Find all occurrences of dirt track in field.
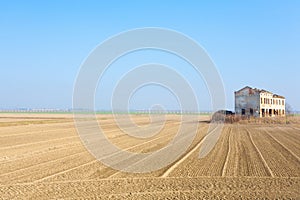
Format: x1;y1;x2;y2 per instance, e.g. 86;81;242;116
0;114;299;199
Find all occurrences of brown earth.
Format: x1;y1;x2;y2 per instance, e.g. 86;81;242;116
0;114;299;199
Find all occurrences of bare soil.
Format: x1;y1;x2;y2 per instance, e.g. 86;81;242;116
0;114;299;199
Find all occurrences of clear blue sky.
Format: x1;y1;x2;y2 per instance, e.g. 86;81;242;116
0;1;299;111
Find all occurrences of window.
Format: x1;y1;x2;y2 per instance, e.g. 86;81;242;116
282;100;285;105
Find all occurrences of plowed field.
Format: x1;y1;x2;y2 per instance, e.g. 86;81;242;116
0;114;299;199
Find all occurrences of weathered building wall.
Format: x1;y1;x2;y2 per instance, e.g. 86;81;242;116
260;92;285;117
235;87;260;117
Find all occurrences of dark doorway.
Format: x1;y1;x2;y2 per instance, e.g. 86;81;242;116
250;108;254;116
242;109;246;115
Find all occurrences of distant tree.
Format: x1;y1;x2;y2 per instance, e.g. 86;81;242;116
285;103;293;115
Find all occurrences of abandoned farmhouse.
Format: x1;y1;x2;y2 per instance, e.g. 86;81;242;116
235;86;285;118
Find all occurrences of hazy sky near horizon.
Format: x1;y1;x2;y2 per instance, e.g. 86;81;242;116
0;1;299;111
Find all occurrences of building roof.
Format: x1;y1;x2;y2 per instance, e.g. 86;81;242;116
235;86;285;99
235;86;261;93
273;94;285;99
